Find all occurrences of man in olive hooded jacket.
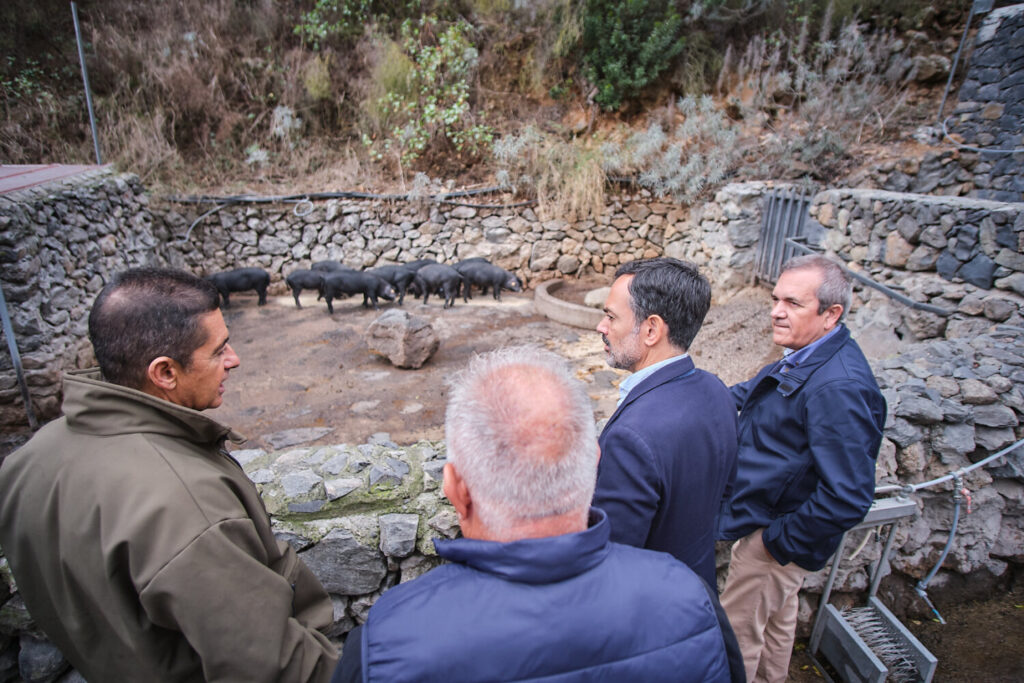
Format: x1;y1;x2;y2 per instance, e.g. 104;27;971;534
0;267;338;682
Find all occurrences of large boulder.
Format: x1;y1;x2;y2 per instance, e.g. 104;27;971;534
365;310;439;369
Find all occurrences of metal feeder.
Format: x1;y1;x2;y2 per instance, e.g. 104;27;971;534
809;497;938;682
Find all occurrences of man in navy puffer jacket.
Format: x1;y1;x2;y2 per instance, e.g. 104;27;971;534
717;254;886;683
332;346;744;683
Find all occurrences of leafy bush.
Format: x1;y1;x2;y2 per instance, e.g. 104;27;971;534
602;95;739;203
294;0;428;49
364;16;493;166
582;0;684;110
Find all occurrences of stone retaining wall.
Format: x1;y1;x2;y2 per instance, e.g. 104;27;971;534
160;191;673;286
856;5;1024;203
0;173;168;429
809;189;1024;359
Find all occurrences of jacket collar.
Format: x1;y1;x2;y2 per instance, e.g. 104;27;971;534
433;508;612;584
767;325;851;397
62;368;244;446
604;355;696;430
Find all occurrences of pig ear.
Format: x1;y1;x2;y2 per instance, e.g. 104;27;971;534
146;356;179;391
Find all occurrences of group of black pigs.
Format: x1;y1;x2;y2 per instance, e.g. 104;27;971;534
204;258;524;313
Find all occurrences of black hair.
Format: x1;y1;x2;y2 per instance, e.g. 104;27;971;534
614;257;711;351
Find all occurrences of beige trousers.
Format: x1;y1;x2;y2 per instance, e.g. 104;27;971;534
720;529;809;683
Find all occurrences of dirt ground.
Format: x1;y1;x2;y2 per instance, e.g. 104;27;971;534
4;277;1022;679
206;277;778;450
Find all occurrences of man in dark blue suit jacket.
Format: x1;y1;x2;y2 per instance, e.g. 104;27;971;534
592;258;738;588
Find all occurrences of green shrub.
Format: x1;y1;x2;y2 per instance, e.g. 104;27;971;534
294;0;425;49
582;0;684;110
302;54;333;101
364;16;493;166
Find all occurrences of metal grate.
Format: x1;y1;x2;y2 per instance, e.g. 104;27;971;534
754;186;814;284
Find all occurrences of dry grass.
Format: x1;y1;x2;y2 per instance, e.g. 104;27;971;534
495;126;607;222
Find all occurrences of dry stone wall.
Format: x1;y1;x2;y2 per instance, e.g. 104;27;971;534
0;172;168;429
856;5;1024;203
160;191;675;287
810;188;1024;356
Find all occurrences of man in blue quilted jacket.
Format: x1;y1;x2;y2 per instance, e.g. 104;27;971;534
717;254;886;683
332;346;744;683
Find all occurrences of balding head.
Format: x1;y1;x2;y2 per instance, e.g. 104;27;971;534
444;346;598;539
89;267;221;389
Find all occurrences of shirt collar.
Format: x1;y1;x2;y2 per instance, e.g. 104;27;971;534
781;324;842;368
618;353;689;406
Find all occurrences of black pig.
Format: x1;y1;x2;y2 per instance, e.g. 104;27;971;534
454;261;523;301
321;271;396;313
311;260;355;273
417;264;464;309
368;265;423;305
403;258;439;272
284;269;325;308
206;267;270;308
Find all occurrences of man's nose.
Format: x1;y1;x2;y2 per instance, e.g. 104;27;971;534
225;344;240;369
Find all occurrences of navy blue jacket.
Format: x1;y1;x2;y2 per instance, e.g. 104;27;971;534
593;356;738;587
338;509;742;683
717;326;886;571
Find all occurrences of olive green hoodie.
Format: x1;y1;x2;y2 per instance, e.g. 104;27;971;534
0;369;338;682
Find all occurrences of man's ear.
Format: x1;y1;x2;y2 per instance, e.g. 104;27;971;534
824;304;843;330
443;463;472;521
641;314;667;348
146;356;179;392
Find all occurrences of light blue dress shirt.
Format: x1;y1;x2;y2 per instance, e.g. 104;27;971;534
617;354;690;406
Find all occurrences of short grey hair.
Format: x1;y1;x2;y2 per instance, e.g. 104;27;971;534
444;346;598;533
781;254;852;321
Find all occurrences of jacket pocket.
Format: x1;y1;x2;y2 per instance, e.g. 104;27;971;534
767;463;810;513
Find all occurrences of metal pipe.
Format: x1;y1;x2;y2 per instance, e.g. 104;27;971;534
810;530;850;653
784;238;954;316
72;2;102;165
876;437;1024;496
868;522;900;600
0;283;38;430
936;1;978;128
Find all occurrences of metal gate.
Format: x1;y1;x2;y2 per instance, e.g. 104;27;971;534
754;187;814;283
